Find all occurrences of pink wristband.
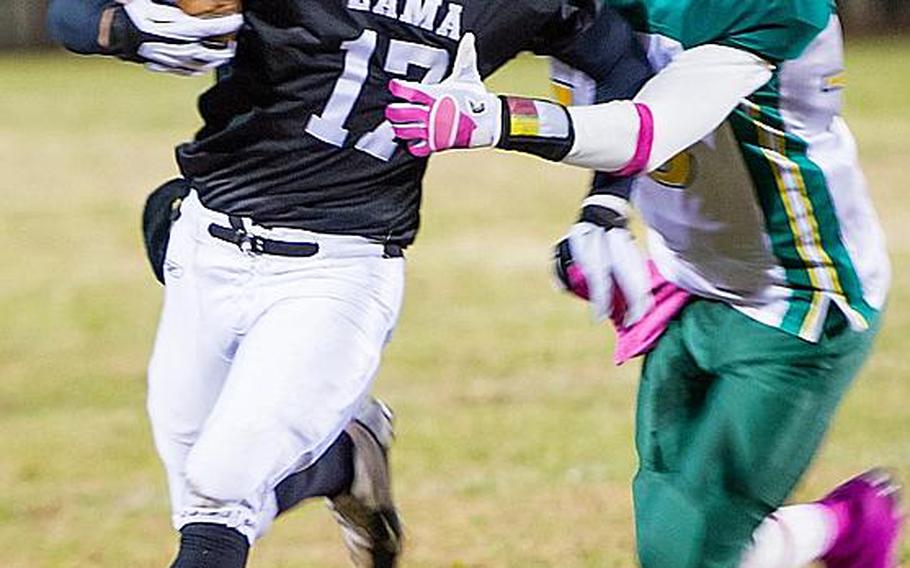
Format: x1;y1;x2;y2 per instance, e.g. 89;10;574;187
613;103;654;177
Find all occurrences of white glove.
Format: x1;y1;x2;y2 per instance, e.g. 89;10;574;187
386;33;502;157
554;195;653;326
111;0;243;75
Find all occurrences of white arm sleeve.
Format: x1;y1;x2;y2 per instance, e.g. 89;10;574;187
563;44;775;173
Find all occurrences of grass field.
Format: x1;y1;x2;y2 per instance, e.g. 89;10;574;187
1;37;909;567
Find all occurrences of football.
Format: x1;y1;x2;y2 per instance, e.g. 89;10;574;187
175;0;242;17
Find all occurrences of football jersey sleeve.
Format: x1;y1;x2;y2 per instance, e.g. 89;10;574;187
549;6;652;101
608;0;834;62
46;0;112;54
527;0;600;56
548;6;655;199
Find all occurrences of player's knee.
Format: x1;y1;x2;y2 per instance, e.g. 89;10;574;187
637;524;699;568
146;358;178;429
637;516;710;568
184;444;259;504
634;474;707;568
636;529;669;568
145;383;199;455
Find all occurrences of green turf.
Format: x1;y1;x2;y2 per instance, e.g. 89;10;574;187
0;39;908;566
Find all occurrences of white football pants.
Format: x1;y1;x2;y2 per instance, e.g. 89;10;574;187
147;192;405;543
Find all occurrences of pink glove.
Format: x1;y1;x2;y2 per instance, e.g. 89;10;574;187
612;262;692;365
386;33;502;157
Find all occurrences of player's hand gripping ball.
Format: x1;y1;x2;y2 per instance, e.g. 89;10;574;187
110;0;244;76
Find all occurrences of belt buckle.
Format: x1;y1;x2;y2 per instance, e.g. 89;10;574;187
229;215;260;256
235;229;264;256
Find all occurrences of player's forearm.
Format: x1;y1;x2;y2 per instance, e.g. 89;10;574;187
46;0;116;54
386;39;772;172
563;45;775;173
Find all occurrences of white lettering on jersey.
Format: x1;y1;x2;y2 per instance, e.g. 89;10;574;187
347;0;463;40
347;0;370;11
372;0;399;18
399;0;443;31
435;4;462;40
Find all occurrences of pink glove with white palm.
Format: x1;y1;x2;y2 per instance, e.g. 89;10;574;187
386;33;502;157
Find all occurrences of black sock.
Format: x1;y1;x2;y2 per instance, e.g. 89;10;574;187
275;431;355;514
170;523;250;568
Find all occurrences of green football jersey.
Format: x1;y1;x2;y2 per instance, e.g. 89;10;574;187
549;5;889;341
606;0;835;61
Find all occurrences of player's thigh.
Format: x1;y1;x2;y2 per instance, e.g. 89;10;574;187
634;355;832;567
186;270;403;502
633;305;717;568
635;307;711;474
703;309;881;504
146;214;236;481
638;309;880;567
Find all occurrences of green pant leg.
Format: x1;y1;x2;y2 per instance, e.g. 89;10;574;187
693;306;881;566
633;301;881;568
633;304;715;568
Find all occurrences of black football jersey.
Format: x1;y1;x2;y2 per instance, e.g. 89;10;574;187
177;0;600;246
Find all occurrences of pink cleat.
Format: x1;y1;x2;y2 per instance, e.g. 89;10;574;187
820;469;904;568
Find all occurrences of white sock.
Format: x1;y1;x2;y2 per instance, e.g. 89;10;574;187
739;504;839;568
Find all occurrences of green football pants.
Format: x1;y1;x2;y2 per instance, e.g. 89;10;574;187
633;299;880;568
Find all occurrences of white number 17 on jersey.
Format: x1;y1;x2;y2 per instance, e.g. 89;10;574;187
306;29;450;162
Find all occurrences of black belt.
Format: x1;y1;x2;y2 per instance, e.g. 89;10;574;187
207;216;405;259
208;216;319;257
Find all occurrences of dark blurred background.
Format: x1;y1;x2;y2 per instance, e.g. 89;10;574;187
1;0;909;48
